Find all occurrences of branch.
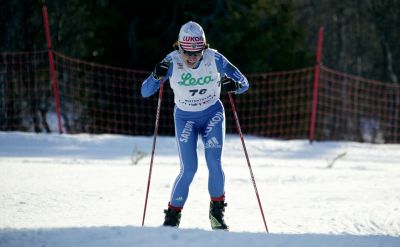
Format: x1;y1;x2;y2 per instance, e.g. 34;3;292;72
326;151;347;168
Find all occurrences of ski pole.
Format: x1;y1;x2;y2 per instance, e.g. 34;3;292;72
228;93;269;233
142;80;165;226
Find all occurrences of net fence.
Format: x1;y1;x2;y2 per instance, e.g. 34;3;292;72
1;50;399;143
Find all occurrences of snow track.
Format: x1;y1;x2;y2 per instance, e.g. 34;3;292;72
0;132;399;247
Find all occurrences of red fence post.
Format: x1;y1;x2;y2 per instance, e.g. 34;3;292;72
309;27;324;143
41;0;63;134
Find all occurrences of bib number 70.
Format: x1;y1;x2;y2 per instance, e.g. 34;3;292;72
189;89;207;96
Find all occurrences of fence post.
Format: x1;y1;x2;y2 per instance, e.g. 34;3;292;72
41;0;63;134
309;27;324;143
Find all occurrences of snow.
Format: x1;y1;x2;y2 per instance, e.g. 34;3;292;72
0;131;399;247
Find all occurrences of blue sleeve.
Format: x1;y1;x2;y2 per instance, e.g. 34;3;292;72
215;52;249;94
141;56;173;98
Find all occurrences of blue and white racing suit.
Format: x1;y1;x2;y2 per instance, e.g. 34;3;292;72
141;48;249;208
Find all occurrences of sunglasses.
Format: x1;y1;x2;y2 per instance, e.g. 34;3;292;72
181;48;203;57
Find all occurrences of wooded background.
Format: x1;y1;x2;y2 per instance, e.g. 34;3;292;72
1;0;399;84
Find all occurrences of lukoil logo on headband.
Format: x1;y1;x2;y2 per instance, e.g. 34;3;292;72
182;36;204;42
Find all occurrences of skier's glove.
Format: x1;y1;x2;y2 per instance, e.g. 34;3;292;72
220;76;240;93
153;60;170;80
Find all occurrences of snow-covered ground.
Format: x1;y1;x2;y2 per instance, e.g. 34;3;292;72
0;131;399;246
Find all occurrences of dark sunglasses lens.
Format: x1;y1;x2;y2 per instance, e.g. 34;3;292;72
183;50;202;56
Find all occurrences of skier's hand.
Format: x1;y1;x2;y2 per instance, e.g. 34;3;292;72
220;76;240;93
153;60;170;80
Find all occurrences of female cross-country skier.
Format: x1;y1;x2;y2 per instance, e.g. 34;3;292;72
141;21;249;230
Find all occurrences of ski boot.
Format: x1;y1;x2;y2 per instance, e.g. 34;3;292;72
209;200;229;230
163;208;181;227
